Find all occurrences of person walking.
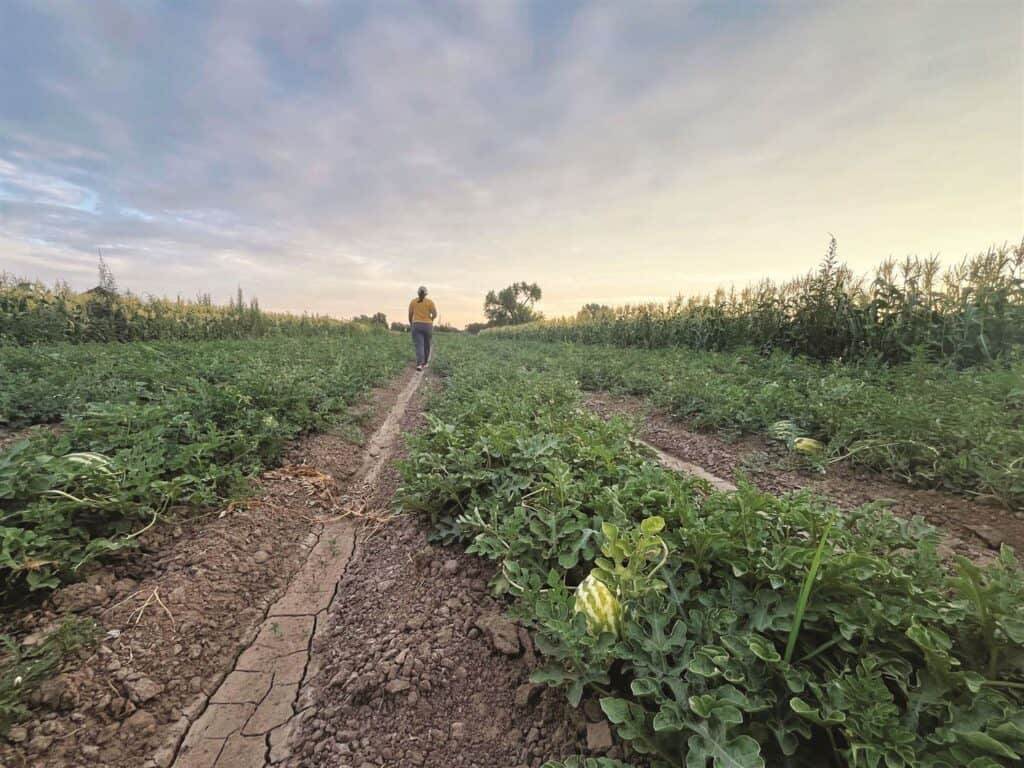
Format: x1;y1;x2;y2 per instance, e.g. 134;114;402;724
408;286;437;371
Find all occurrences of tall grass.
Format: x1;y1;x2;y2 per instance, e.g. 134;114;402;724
0;276;360;345
487;240;1024;366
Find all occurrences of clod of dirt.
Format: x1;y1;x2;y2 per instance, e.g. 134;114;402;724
385;678;411;694
125;676;165;704
34;674;75;710
51;582;109;612
515;682;544;709
121;709;157;738
586;721;614;752
966;523;1006;550
153;744;176;767
475;613;522;656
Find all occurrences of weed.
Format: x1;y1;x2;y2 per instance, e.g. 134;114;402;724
0;617;99;735
0;274;364;345
485;239;1024;367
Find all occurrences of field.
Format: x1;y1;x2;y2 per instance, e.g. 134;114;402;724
0;334;408;599
2;306;1023;767
462;340;1024;509
402;336;1024;768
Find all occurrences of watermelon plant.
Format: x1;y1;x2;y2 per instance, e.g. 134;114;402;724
0;334;408;601
400;336;1024;767
0;617;99;735
452;337;1024;509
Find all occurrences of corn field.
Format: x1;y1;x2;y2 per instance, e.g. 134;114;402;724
487;240;1024;366
0;277;359;345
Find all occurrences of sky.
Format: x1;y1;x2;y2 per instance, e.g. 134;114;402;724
1;1;1021;326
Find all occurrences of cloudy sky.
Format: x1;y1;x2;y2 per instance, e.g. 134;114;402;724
1;1;1021;325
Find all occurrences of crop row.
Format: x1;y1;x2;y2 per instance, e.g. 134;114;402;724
0;334;409;601
485;241;1024;367
0;276;362;345
400;336;1024;767
461;337;1024;510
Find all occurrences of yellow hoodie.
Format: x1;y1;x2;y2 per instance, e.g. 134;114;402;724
409;297;437;324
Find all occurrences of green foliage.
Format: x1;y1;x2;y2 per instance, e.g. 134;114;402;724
485;240;1024;367
399;336;1024;768
592;517;669;604
455;338;1024;509
353;312;388;327
0;617;99;734
0;335;408;601
577;304;615;323
0;273;360;345
484;281;544;327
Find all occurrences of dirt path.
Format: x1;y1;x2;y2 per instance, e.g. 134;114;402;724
280;381;595;768
587;391;1024;563
172;372;424;767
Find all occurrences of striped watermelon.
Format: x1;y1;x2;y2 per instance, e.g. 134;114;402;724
574;573;621;637
794;437;824;455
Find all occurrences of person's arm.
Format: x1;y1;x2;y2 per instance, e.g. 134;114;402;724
430;301;438;321
408;301;414;324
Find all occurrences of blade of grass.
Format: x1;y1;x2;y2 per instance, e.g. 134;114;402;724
785;520;833;664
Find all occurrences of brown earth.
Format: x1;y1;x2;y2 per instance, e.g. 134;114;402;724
0;370;416;768
0;424;62;453
586;391;1024;563
284;379;617;768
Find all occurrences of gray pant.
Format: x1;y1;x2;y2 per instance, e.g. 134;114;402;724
411;322;432;365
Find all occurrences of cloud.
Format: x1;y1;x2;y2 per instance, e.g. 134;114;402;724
0;0;1020;324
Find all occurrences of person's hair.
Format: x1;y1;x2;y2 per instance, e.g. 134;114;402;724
417;286;427;302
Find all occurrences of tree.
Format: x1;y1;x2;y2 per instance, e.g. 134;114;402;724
353;312;388;327
483;281;542;326
577;303;614;322
464;322;489;335
97;250;117;294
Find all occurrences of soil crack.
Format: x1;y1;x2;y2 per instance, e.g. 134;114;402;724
172;371;424;768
